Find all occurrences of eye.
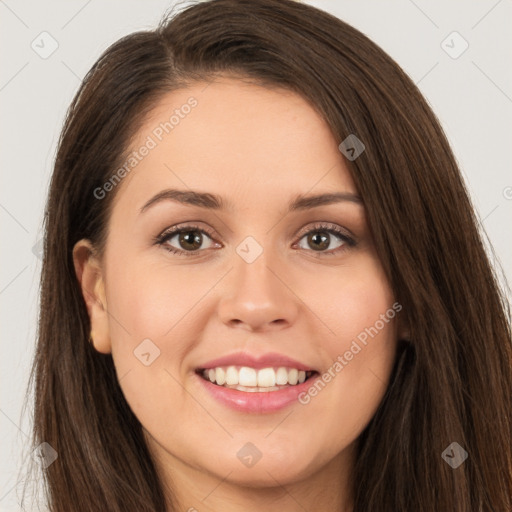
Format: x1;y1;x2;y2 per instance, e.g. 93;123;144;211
294;222;355;255
154;221;355;257
154;224;219;256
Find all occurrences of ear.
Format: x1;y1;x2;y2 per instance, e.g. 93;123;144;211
72;239;111;354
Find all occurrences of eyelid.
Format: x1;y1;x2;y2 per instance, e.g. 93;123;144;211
156;222;216;241
294;221;355;242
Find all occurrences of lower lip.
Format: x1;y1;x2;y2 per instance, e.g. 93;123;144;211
195;372;319;413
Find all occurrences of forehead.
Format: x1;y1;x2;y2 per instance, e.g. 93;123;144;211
110;77;357;213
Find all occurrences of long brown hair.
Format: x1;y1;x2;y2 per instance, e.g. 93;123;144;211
25;0;512;510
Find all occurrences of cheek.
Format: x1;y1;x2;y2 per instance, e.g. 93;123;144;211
293;253;396;348
293;256;398;430
106;255;221;342
103;257;209;423
103;255;229;409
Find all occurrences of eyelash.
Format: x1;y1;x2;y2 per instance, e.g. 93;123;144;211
153;222;356;257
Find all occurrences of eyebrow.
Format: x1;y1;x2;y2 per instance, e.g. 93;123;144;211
139;188;363;214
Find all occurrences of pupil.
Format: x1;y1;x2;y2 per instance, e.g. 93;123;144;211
309;232;329;251
180;231;202;250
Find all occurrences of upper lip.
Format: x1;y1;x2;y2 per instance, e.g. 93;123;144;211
197;352;317;372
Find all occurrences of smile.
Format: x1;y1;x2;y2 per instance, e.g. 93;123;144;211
195;366;320;413
198;365;317;391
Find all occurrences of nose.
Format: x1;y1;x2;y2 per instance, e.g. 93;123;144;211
217;246;300;332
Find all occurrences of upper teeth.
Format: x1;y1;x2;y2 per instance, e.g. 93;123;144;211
202;366;309;387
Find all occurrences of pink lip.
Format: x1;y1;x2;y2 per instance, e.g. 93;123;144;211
197;351;316;371
195;372;319;413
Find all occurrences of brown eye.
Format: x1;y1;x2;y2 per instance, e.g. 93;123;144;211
296;226;351;254
177;230;204;251
305;231;331;251
156;225;217;255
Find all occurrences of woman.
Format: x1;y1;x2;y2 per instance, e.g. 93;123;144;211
27;0;512;510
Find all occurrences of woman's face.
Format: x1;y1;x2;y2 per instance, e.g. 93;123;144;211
75;77;404;503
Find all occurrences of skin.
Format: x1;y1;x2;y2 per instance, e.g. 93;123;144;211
73;76;408;512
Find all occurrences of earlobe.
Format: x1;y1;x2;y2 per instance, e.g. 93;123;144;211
72;239;112;354
399;329;411;342
398;324;411;343
396;309;411;342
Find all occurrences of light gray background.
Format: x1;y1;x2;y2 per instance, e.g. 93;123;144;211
1;0;511;510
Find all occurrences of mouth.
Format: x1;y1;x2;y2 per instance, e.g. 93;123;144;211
195;366;320;393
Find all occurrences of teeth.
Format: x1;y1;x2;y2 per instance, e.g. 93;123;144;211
239;367;257;386
257;368;276;387
276;367;288;385
215;367;226;385
201;365;313;388
225;366;238;385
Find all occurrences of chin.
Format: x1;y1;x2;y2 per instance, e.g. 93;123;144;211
198;446;319;487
